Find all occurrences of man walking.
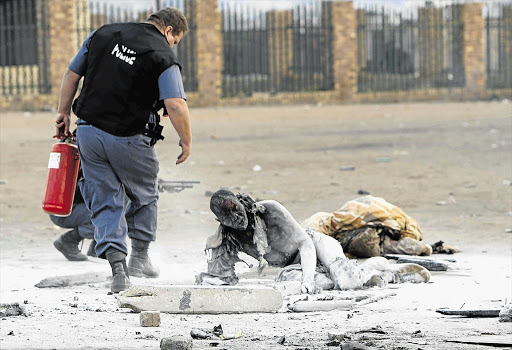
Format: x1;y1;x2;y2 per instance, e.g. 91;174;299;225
54;7;192;293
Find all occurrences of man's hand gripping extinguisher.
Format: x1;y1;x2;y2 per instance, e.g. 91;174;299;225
42;134;80;216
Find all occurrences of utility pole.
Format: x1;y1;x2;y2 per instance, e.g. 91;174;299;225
155;0;161;10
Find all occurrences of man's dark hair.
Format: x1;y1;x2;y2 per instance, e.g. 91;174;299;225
146;7;189;35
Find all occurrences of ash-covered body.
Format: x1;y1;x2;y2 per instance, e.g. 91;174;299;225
197;190;430;294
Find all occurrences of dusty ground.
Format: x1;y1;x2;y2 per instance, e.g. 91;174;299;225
0;101;511;349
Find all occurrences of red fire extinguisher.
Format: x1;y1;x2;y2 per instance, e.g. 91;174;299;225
42;141;80;216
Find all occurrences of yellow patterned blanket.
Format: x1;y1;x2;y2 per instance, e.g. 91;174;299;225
302;195;423;241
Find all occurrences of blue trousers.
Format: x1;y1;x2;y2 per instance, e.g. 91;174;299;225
76;124;159;259
49;202;94;239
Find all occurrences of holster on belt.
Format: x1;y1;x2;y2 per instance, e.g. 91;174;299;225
143;103;165;147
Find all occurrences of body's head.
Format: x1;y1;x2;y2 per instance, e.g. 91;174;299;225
210;190;248;230
145;7;188;48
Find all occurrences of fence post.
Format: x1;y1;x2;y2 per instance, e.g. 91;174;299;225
330;1;358;101
193;0;222;106
418;7;444;81
47;0;76;101
503;6;512;88
461;2;485;95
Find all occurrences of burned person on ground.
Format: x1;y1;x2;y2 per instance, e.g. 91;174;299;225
196;190;430;294
302;195;434;259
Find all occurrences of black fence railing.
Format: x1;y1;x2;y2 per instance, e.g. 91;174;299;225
357;3;465;93
485;3;512;89
221;0;334;98
75;0;198;92
1;0;511;102
0;0;50;95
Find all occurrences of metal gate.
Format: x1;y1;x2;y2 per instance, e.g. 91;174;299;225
221;0;334;98
0;0;50;96
74;0;198;92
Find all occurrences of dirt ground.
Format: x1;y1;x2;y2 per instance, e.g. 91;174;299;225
0;101;511;350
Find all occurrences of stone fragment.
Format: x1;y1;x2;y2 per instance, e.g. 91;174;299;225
35;272;110;288
288;299;353;312
140;310;160;327
119;285;282;314
160;336;193;350
0;303;26;317
499;304;512;322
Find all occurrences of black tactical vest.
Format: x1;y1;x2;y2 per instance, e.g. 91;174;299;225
73;23;181;136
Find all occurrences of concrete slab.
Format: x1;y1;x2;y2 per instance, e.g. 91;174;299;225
118;285;283;314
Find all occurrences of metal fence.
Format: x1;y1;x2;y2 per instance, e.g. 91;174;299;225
0;0;50;95
357;3;465;93
220;0;334;98
1;0;511;101
485;2;512;89
75;0;198;92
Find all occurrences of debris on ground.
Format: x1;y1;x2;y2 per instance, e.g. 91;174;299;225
34;271;110;288
395;257;448;271
445;335;512;347
160;335;193;350
190;325;242;341
140;310;160;327
283;290;397;312
341;341;372;349
288;299;354;312
498;304;512;322
0;303;26;317
436;308;501;317
430;240;461;254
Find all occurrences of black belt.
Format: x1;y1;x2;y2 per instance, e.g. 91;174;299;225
76;119;90;126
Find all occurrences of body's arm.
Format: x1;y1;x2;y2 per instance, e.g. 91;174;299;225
55;69;82;139
164;97;191;164
260;200;320;294
295;229;319;293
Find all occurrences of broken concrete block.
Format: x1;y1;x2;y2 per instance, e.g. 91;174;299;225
499;304;512;322
35;272;110;288
140;311;160;327
288;299;354;312
118;285;282;314
0;303;26;317
160;336;193;350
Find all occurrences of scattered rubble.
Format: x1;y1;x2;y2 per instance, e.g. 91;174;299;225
499;304;512;322
436;308;501;317
190;325;242;341
140;310;160;327
35;272;110;288
160;336;193;350
0;303;26;317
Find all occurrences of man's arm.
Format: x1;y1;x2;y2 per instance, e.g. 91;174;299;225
158;65;192;165
164;97;192;164
54;69;82;139
260;200;320;294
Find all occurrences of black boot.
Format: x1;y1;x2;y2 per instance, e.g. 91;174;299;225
87;239;97;257
53;229;88;261
106;249;130;293
128;238;160;278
